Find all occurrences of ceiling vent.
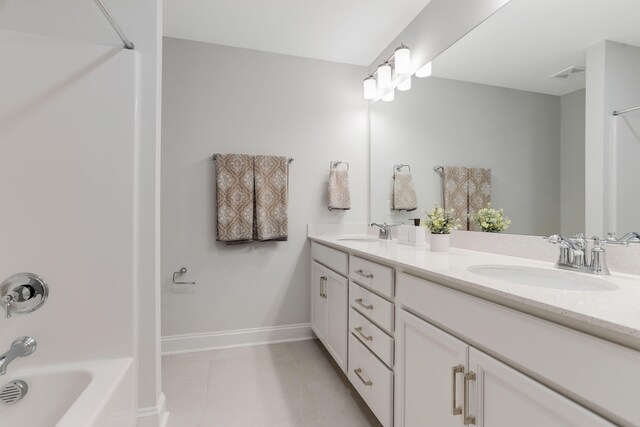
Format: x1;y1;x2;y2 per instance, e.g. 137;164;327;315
550;66;586;80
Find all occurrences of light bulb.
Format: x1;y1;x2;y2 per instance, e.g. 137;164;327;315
416;61;432;78
382;89;395;102
397;76;411;91
394;44;411;75
377;62;392;89
363;76;377;100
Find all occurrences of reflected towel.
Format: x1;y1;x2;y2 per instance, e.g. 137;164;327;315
443;166;469;229
216;154;255;244
254;155;289;241
328;168;351;211
468;168;491;231
392;171;417;211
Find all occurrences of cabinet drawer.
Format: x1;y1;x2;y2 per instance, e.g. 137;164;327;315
349;256;394;298
350;282;394;334
350;308;394;367
311;242;348;276
348;334;393;427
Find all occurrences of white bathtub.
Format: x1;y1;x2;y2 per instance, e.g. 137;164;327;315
0;358;134;427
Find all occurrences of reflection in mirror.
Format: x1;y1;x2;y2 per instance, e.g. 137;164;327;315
370;0;640;237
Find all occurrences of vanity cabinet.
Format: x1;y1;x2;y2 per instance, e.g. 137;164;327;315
396;308;615;427
310;243;349;372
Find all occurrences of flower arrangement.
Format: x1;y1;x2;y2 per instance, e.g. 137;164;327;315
470;203;511;233
424;204;460;235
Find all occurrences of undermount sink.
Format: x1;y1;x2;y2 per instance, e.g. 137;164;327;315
337;235;383;243
467;265;618;292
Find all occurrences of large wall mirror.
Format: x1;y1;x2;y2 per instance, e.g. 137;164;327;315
370;0;640;238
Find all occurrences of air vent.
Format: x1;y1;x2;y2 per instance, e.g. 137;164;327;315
550;66;586;80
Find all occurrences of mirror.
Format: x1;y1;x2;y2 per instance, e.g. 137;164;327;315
370;0;640;237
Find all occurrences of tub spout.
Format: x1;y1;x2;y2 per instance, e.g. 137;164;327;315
0;337;37;376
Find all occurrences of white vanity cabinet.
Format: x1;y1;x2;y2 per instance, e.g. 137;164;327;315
310;243;349;372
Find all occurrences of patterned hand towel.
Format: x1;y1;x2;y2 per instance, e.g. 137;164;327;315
328;168;351;211
468;168;491;231
392;171;417;211
216;154;255;244
254;155;289;241
443;166;469;229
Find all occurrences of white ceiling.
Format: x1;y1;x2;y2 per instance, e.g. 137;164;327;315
431;0;640;96
163;0;432;66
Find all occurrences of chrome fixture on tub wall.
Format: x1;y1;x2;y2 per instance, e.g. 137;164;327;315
1;273;49;319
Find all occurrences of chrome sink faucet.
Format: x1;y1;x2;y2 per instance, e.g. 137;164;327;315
0;337;37;376
544;232;638;275
370;222;395;240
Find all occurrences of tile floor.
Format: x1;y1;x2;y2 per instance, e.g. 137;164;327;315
162;339;382;427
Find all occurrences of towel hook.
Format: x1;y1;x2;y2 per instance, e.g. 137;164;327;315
394;164;411;173
173;267;196;285
433;165;444;174
330;161;349;170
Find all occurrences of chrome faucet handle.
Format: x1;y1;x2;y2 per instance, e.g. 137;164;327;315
607;232;640;244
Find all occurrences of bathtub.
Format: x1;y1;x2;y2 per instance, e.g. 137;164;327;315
0;358;134;427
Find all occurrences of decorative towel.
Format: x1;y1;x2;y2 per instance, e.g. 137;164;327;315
216;154;255;244
443;166;469;229
392;170;417;211
328;168;351;211
468;168;491;231
254;155;289;241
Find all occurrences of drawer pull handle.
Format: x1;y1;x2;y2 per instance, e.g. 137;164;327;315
353;368;372;386
320;276;328;298
463;371;476;425
355;269;374;279
354;326;373;341
354;298;373;310
451;364;464;416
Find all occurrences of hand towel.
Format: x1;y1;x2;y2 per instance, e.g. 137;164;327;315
392;170;417;211
443;166;469;229
254;155;288;241
468;168;491;231
328;168;351;211
216;154;255;244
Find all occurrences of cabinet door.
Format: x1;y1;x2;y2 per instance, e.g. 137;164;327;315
326;270;348;372
395;309;468;427
311;261;328;343
467;348;615;427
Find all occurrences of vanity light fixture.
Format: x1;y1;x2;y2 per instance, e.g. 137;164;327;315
397;76;411;91
415;61;432;78
377;61;392;89
382;89;395;102
363;75;377;99
394;44;411;75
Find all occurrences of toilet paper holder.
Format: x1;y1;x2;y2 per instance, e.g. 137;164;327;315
172;267;196;285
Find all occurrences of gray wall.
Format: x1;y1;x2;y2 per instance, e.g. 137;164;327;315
560;89;586;236
161;38;368;337
370;76;561;236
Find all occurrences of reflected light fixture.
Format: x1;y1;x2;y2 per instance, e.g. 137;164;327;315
416;61;432;78
363;75;377;99
397;76;411;91
377;62;392;89
382;89;395;102
394;44;411;75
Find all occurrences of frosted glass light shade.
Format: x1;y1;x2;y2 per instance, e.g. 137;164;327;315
416;61;432;78
382;89;395;102
363;76;377;99
394;45;411;75
377;63;392;88
397;76;411;91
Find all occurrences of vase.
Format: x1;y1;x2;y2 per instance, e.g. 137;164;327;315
429;233;450;252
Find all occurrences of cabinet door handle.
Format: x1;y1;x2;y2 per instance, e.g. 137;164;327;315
354;326;373;341
355;269;374;279
353;368;372;386
354;298;373;310
463;371;476;425
451;364;464;416
320;277;328;298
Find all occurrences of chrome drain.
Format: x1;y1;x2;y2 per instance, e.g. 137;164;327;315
0;380;28;405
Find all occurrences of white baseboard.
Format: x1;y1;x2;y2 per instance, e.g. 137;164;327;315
137;393;169;427
161;323;313;355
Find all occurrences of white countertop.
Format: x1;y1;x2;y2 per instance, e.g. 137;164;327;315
309;234;640;345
